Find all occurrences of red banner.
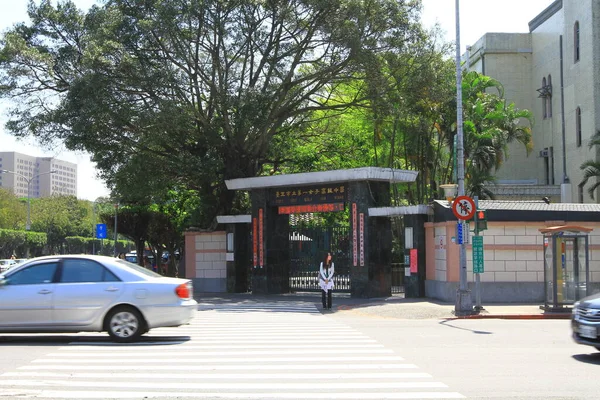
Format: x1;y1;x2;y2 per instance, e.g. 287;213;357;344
410;248;418;273
252;217;258;267
278;203;344;214
258;208;264;267
359;213;365;267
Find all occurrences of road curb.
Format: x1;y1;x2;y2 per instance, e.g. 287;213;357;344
445;313;571;320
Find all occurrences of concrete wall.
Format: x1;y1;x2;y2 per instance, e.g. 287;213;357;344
425;220;600;303
184;231;227;293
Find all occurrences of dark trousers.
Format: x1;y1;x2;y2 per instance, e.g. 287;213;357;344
321;289;332;309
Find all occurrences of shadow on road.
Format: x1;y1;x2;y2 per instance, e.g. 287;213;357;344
572;353;600;364
438;319;493;334
0;334;191;345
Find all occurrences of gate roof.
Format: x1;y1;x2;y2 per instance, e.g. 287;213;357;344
225;167;418;190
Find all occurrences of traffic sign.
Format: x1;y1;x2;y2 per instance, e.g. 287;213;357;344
472;236;484;273
457;222;464;244
96;223;107;239
452;195;476;220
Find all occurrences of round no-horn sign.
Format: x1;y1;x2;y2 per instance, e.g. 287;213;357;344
452;195;476;220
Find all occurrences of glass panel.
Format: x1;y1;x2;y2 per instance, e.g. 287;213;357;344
562;238;576;304
7;263;58;285
61;259;105;283
543;235;554;305
577;237;588;300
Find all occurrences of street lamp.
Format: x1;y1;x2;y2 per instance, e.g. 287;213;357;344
0;169;58;230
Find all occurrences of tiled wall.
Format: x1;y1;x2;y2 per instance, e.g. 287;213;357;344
184;231;227;292
426;221;600;284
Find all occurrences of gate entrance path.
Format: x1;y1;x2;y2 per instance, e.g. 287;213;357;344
223;167;417;298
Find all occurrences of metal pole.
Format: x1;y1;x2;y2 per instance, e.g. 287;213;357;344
92;202;96;255
26;178;31;231
114;203;118;257
454;0;472;315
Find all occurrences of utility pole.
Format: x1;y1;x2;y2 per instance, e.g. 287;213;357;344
114;202;119;257
92;201;96;255
454;0;473;315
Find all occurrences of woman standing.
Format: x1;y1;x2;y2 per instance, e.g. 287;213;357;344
319;252;335;310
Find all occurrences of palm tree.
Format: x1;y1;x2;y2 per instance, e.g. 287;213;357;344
459;71;533;197
580;130;600;199
466;167;497;200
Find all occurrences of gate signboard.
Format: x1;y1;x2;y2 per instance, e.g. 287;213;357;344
271;184;347;206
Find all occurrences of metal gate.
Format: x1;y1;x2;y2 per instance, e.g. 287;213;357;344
289;225;351;292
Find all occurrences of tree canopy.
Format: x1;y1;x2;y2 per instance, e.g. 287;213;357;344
1;0;424;227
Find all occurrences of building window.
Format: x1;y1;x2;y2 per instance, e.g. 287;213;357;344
578;183;584;203
576;107;582;147
574;21;580;63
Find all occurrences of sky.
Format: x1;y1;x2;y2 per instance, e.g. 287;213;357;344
0;0;556;201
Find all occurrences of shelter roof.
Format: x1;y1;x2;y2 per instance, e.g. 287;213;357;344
225;167;418;191
434;200;600;212
539;225;593;234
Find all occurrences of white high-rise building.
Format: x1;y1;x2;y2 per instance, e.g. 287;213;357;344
0;151;77;198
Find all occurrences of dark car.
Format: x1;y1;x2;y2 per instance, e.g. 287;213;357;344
572;293;600;350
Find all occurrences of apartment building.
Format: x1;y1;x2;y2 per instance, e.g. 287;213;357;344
0;151;77;198
464;0;600;203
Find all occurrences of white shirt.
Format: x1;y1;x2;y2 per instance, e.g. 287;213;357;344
319;262;335;292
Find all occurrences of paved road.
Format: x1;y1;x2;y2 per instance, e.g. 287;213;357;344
0;301;464;399
0;297;596;399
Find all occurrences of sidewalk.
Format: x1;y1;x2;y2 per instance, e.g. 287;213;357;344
194;292;572;320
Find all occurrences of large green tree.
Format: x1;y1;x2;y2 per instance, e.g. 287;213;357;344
0;0;424;227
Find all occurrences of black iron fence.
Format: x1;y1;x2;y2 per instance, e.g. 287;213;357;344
289;225;351;293
391;263;405;294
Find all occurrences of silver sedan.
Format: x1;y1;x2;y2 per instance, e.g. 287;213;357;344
0;255;197;342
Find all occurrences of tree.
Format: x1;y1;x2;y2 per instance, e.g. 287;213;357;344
0;188;25;230
0;0;425;227
580;130;600;199
32;195;92;253
458;71;533;198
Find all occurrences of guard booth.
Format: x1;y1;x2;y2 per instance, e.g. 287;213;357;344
540;225;591;311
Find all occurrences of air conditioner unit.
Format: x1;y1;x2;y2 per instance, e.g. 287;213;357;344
539;148;549;158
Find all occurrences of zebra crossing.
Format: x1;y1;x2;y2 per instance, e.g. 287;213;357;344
0;301;465;399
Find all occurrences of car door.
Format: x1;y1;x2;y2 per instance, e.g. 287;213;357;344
52;258;124;326
0;261;59;327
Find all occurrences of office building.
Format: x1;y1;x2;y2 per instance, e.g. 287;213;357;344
0;151;77;198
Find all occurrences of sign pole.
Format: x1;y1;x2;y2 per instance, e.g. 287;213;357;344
474;196;483;311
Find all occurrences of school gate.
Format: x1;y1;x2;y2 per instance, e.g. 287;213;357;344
209;168;418;298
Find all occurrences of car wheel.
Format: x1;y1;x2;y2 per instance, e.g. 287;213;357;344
106;306;145;343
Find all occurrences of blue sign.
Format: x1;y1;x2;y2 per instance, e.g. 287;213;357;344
96;223;107;239
456;222;464;245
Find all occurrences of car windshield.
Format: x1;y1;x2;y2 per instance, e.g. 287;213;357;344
114;259;163;278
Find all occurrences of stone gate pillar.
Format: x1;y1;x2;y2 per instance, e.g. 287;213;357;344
348;181;392;297
250;189;290;294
